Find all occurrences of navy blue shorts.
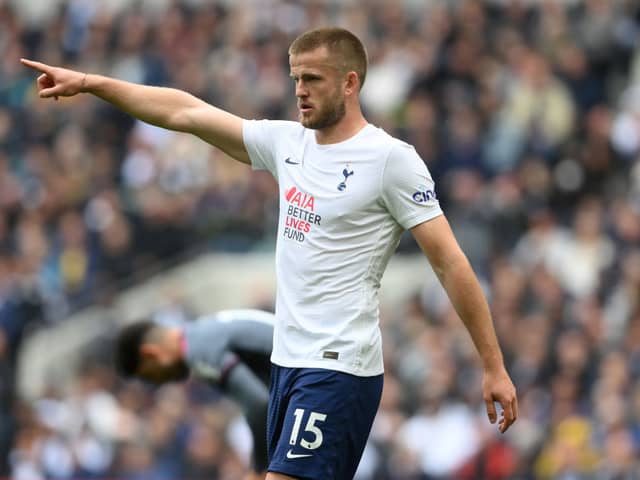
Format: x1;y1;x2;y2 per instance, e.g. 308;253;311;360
267;364;383;480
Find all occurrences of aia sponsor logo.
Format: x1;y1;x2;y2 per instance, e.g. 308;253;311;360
283;186;322;243
285;186;315;210
412;184;437;204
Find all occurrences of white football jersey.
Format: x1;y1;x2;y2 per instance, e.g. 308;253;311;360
243;120;442;376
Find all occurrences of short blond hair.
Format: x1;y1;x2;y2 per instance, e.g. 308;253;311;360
289;27;368;90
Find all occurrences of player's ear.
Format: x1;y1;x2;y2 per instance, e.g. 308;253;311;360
344;71;359;96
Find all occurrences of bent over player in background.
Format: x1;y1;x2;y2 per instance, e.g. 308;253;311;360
24;26;517;480
114;309;274;480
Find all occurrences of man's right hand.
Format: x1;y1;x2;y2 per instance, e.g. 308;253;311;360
20;59;87;99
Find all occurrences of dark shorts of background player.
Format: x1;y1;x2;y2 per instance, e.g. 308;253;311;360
267;364;383;480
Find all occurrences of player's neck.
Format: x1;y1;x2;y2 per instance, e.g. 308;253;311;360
314;110;368;145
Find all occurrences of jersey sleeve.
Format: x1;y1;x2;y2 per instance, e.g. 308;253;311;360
213;310;274;356
242;119;278;178
184;320;231;382
381;142;443;229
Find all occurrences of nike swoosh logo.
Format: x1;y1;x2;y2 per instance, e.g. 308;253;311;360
285;157;300;165
286;449;313;459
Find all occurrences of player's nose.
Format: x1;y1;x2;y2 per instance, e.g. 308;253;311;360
295;80;308;98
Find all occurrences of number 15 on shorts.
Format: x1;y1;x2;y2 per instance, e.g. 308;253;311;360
289;408;327;450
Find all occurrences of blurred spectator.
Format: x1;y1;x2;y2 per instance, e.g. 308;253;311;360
485;49;575;173
534;416;600;479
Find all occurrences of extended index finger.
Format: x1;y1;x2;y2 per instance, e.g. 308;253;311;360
20;58;51;74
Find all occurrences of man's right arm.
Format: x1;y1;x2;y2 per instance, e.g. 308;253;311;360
20;59;251;164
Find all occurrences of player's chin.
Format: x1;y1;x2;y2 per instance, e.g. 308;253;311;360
298;112;313;126
301;115;327;130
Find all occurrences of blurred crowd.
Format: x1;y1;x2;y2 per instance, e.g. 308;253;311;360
2;0;640;478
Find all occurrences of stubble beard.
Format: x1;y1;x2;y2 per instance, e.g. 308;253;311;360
300;92;346;130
